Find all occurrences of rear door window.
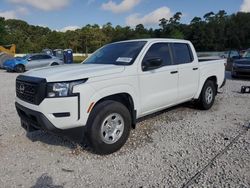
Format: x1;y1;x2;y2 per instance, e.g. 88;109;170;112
41;55;52;59
30;55;40;61
172;43;193;64
143;43;172;66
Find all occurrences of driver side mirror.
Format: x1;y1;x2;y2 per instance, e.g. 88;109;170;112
27;58;32;61
142;58;163;71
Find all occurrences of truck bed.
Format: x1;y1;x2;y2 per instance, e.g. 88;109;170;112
198;56;223;62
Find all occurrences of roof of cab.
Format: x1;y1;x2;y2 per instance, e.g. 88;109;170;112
112;38;190;44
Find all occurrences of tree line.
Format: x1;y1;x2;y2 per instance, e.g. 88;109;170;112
0;10;250;53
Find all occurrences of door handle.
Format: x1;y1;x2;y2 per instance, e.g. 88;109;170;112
193;67;198;70
170;71;178;74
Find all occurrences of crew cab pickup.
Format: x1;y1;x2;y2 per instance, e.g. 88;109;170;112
15;39;226;155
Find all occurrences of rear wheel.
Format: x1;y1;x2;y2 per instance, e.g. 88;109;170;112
85;100;131;155
14;64;25;73
231;74;238;79
197;80;216;110
51;62;59;66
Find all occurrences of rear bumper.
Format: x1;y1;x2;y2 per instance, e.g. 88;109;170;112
15;102;84;141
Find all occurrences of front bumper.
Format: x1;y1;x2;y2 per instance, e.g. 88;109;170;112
16;102;84;141
3;65;15;71
232;67;250;76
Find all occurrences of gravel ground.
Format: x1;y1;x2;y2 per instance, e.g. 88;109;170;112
0;69;249;188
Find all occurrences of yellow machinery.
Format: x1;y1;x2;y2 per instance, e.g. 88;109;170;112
0;44;16;56
0;44;16;68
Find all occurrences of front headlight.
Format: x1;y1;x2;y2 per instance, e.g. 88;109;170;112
47;79;87;98
47;82;69;97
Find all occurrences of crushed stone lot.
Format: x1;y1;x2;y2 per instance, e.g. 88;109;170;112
0;69;249;187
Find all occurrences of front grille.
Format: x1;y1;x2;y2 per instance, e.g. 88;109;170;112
16;81;37;104
16;75;47;105
238;66;250;69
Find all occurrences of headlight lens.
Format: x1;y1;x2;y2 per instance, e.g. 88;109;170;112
47;82;69;97
47;79;87;98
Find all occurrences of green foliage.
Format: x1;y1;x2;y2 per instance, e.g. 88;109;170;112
0;10;250;53
0;17;6;44
73;56;87;63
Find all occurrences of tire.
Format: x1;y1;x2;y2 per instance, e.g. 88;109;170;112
14;64;25;73
197;80;216;110
85;100;131;155
51;62;59;66
231;74;238;79
231;67;238;79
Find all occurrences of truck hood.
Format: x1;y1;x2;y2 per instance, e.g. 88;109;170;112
24;64;125;82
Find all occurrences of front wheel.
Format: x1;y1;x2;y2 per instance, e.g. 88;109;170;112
85;100;131;155
14;64;25;73
197;80;216;110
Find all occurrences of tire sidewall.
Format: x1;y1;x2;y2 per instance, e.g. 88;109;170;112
15;64;25;73
86;100;131;155
200;80;216;110
51;62;59;66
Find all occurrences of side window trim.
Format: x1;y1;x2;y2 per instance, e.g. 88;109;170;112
187;44;194;62
167;43;175;65
169;43;177;65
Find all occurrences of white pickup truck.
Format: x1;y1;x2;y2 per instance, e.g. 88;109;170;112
15;39;226;154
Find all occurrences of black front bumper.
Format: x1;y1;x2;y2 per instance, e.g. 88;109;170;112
233;67;250;76
15;102;84;141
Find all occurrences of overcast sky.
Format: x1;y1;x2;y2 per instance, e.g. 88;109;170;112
0;0;249;31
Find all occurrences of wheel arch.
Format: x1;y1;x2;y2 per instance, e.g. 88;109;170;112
195;75;218;99
50;62;59;66
14;63;26;72
91;92;137;129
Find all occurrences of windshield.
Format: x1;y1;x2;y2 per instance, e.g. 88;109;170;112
242;51;250;58
22;55;28;59
20;55;31;59
84;41;147;65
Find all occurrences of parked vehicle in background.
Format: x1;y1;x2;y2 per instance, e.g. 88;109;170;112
42;48;74;64
231;49;250;78
15;39;226;155
3;53;63;72
240;50;247;57
220;50;241;71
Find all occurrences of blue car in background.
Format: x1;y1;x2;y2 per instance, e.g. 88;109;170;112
3;53;63;73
